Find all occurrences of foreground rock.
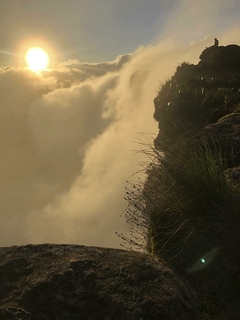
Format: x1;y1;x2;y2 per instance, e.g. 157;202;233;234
0;244;201;320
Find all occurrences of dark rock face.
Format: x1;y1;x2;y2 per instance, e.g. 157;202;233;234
199;44;240;68
153;43;240;152
0;244;201;320
150;45;240;319
196;112;240;167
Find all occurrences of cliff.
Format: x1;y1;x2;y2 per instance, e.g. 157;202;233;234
153;43;240;148
146;42;240;319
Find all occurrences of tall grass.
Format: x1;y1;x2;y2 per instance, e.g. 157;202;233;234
119;133;240;316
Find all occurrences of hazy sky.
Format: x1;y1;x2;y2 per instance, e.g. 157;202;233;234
1;0;240;248
1;0;240;65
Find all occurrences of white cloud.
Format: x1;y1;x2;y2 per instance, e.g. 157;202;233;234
46;53;133;87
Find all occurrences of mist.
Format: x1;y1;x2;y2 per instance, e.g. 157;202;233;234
1;17;240;247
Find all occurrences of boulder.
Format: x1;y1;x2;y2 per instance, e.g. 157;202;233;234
196;112;240;167
199;44;240;68
0;244;201;320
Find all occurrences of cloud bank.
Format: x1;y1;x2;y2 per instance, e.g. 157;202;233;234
1;28;240;248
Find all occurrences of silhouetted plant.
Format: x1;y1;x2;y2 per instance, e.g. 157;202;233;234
119;133;240;318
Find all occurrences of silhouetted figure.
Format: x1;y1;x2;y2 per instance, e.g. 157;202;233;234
214;38;219;47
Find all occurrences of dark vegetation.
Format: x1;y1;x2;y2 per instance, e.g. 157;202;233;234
120;44;240;319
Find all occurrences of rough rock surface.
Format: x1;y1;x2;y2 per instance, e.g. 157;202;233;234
0;244;201;320
153;43;240;154
196;112;240;167
199;44;240;68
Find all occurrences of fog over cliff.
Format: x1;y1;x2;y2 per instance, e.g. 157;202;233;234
1;15;240;247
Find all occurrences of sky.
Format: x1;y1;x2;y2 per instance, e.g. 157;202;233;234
0;0;240;248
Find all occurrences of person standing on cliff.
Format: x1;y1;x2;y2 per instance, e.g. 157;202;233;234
214;38;219;47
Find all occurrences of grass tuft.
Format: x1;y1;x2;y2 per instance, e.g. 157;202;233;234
120;133;240;318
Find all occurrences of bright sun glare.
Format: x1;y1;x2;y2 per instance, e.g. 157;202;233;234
25;46;49;71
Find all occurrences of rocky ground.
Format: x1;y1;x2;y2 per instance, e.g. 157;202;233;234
0;243;202;320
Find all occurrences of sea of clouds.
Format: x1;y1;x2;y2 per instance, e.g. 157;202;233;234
1;22;240;248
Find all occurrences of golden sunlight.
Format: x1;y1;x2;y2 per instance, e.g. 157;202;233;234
25;47;49;71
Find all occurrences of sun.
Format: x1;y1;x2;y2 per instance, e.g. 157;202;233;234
25;46;50;71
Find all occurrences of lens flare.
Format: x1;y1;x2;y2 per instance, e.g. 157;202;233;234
187;247;220;273
25;47;49;71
